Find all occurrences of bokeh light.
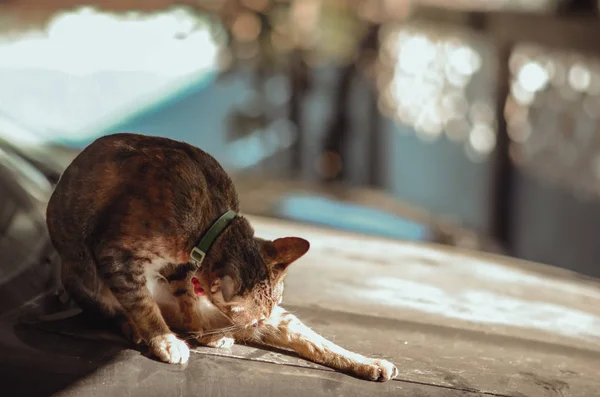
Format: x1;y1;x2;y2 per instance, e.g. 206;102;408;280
507;44;600;198
377;24;497;161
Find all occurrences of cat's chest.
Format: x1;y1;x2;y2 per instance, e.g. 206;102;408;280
194;294;224;322
148;267;227;330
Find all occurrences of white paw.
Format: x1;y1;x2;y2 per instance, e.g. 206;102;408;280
150;334;190;364
359;359;399;382
205;336;235;349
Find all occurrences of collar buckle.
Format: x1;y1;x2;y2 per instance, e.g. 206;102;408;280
190;247;206;267
189;210;238;267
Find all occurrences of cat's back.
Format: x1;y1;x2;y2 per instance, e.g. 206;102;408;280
50;133;204;202
71;132;214;173
47;133;238;248
54;132;231;194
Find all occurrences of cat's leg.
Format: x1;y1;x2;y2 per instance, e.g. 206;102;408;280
96;249;190;364
61;260;142;344
238;307;398;382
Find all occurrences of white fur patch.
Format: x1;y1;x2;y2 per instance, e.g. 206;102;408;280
206;336;235;349
146;260;177;314
151;334;190;364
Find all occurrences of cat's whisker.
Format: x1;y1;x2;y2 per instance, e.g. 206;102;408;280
217;311;236;324
184;324;243;338
155;272;169;284
200;326;241;336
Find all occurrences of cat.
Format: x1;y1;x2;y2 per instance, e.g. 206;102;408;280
46;132;398;382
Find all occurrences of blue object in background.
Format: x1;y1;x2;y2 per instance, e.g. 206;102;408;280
274;194;430;242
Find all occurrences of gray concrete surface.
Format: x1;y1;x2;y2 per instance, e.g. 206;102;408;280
2;215;600;396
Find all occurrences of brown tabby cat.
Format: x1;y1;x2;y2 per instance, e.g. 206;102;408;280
46;132;398;382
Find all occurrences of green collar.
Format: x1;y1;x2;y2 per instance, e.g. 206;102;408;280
190;210;238;267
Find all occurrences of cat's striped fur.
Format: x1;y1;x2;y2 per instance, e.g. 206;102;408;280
46;132;397;381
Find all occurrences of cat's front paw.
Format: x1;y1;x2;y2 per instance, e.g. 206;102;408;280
150;334;190;364
203;336;235;349
356;358;398;382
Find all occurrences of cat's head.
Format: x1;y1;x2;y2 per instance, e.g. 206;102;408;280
202;233;309;328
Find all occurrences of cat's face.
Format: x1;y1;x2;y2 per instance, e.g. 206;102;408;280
206;237;309;328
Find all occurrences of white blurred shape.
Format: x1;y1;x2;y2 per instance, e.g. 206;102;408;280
518;62;549;93
469;123;496;154
447;45;481;76
398;35;436;75
568;63;591;92
511;81;535;105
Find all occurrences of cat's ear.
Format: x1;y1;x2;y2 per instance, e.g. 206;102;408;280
220;275;236;302
263;237;310;274
210;275;237;302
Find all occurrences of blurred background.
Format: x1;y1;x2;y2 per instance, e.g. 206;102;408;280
2;0;600;278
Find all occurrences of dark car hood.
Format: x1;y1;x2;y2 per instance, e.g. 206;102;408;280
0;139;62;315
